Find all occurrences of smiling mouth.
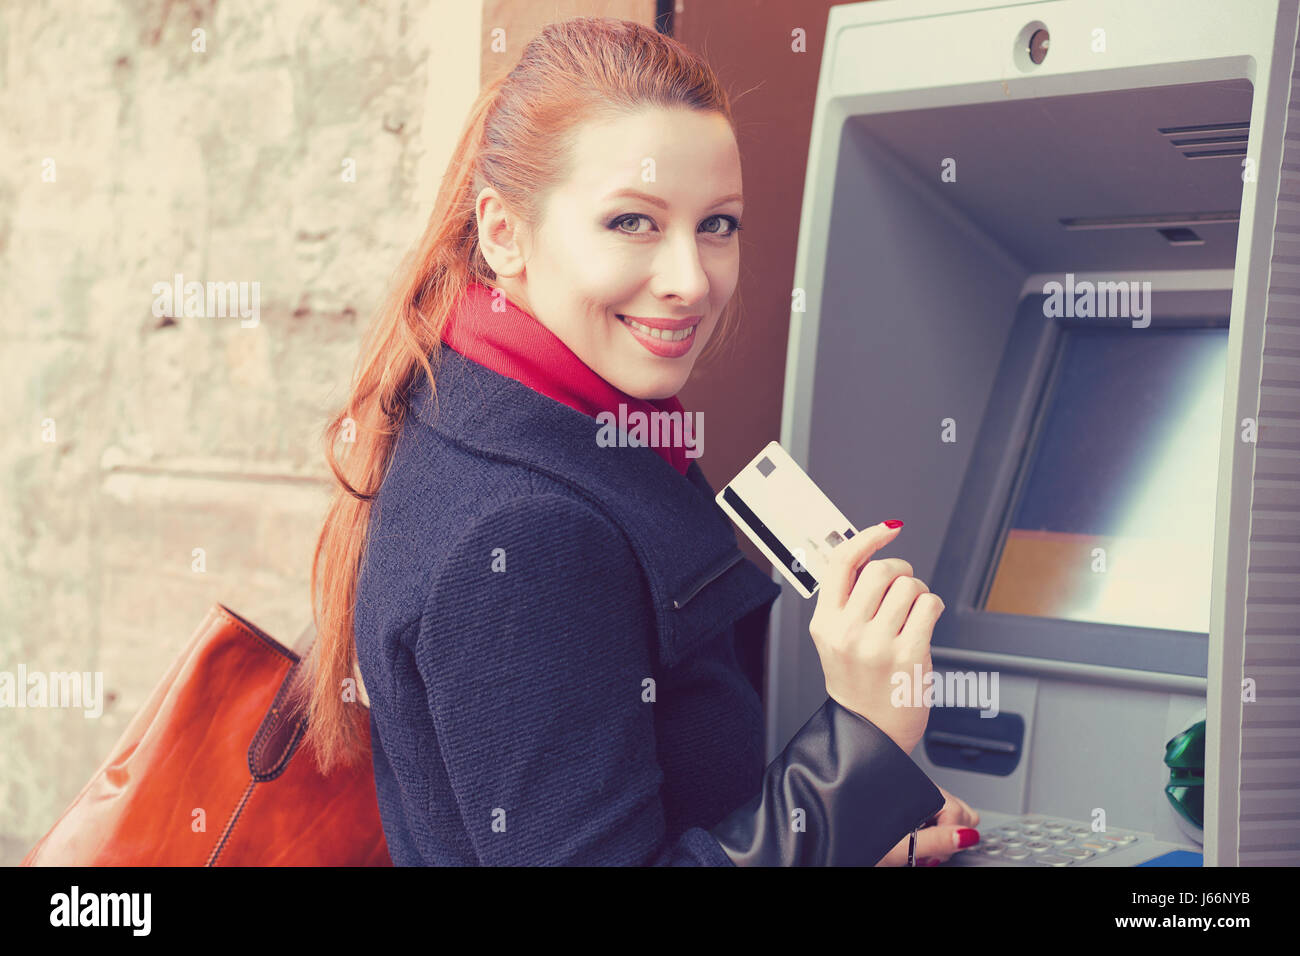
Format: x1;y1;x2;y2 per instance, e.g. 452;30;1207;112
616;315;699;342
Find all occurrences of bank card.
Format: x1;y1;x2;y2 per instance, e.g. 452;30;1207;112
716;440;859;598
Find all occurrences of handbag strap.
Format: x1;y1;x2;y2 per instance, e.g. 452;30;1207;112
248;618;317;779
247;615;371;778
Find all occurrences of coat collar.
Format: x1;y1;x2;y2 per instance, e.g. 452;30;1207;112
406;345;782;666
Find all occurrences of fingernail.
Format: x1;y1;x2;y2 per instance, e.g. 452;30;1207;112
925;858;941;866
916;857;931;866
883;519;904;529
956;827;980;848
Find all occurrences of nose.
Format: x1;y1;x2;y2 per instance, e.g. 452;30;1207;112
651;229;710;307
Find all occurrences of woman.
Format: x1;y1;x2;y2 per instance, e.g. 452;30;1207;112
303;16;979;866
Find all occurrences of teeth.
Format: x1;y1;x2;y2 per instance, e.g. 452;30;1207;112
620;316;696;342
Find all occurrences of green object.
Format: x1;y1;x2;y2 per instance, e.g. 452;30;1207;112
1163;720;1206;828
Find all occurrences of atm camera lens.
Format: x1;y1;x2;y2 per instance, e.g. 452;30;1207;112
1029;28;1050;64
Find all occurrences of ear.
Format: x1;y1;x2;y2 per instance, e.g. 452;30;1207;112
476;186;529;278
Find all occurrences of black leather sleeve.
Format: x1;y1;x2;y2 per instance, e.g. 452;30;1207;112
708;697;946;866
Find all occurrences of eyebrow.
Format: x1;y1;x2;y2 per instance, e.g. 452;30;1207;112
601;188;743;209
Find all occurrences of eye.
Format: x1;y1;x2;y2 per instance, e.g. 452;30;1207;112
610;214;653;235
608;213;744;238
702;214;743;238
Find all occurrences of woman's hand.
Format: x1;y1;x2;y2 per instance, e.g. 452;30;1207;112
874;786;981;866
808;520;944;756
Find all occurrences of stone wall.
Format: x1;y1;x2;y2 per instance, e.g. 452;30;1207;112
0;0;649;865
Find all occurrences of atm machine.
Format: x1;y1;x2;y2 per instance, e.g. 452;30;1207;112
769;0;1300;865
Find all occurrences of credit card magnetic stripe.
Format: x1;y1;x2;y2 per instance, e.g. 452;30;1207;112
721;485;819;593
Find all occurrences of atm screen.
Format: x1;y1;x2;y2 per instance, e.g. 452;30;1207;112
983;325;1230;633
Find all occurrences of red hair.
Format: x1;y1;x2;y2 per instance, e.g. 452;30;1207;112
297;16;746;773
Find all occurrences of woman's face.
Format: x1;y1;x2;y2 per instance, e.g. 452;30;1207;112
476;106;743;401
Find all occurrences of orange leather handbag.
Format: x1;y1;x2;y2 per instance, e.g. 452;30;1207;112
20;603;391;866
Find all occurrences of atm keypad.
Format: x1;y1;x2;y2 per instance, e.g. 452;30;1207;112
954;814;1145;866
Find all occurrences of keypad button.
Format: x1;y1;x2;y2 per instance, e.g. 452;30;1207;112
1035;854;1073;867
1022;817;1045;826
1024;840;1053;853
1101;833;1138;846
1060;847;1095;861
1068;826;1093;836
1003;848;1031;860
1042;821;1068;833
1045;834;1073;845
1001;837;1025;848
1079;840;1113;853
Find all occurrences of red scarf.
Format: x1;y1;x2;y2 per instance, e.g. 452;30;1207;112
439;281;692;475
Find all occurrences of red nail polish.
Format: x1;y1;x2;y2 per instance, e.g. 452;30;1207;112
957;827;980;848
883;519;904;529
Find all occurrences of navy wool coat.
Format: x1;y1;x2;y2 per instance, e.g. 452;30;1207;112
356;345;806;865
